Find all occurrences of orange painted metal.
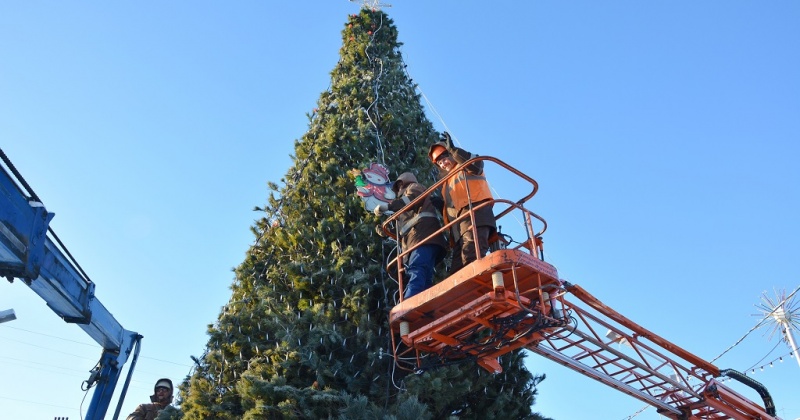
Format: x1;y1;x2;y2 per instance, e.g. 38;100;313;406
389;249;563;373
565;282;721;378
700;380;779;420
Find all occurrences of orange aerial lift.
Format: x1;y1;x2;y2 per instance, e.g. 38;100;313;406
379;156;779;420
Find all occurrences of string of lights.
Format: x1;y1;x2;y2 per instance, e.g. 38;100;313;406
729;350;796;381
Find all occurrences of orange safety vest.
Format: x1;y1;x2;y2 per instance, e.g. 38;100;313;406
442;170;493;212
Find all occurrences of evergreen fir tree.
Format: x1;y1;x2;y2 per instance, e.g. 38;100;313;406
180;7;551;420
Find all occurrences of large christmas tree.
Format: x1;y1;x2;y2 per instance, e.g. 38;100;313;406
179;8;550;420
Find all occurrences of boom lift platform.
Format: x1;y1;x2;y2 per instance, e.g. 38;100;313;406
0;150;141;420
380;156;779;420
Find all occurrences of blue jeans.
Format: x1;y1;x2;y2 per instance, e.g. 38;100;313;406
404;244;443;299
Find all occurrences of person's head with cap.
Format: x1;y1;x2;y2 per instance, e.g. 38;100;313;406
150;378;174;405
428;142;455;172
392;172;418;194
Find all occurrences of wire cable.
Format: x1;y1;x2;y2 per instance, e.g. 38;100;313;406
744;341;782;373
710;284;800;364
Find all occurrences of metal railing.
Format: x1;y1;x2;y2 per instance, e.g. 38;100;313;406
379;155;548;302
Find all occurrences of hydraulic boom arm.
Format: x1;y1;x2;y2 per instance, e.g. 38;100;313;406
0;151;140;420
528;281;778;419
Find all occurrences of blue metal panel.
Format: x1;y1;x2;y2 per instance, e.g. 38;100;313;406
0;163;52;281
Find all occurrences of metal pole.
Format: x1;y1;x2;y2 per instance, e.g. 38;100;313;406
782;324;800;369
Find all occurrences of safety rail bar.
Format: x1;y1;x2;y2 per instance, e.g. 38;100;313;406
379;156;546;301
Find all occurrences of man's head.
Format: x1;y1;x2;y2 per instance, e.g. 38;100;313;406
392;172;418;193
428;143;455;172
151;378;173;405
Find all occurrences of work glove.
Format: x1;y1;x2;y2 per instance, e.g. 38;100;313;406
440;131;455;152
373;203;389;216
375;224;387;237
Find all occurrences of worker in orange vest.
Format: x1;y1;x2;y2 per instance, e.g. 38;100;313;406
428;132;496;275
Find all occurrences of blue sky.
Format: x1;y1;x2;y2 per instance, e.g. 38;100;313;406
1;1;798;419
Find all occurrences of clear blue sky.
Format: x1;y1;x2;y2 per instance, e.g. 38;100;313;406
2;1;799;419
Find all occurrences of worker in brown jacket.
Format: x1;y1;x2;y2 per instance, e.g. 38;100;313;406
375;172;447;298
428;132;496;275
126;378;175;420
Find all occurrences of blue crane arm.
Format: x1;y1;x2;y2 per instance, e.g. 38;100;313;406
0;159;140;420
